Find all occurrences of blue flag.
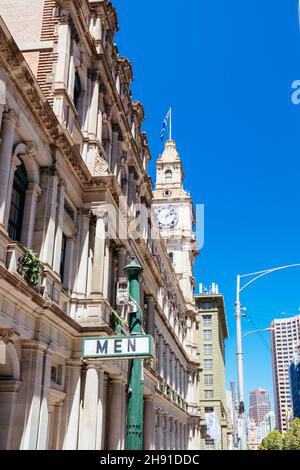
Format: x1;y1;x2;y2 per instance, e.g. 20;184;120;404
160;109;171;141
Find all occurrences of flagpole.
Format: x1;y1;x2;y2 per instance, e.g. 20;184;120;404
169;107;172;141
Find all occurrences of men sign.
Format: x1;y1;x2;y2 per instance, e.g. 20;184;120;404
82;335;153;360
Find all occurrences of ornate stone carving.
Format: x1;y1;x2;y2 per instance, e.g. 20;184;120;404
88;69;102;82
3;109;19;127
94;150;109;176
93;207;108;220
59;9;71;24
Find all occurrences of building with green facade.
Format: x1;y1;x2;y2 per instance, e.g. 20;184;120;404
195;287;232;450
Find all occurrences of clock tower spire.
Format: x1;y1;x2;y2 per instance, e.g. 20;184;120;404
152;139;198;306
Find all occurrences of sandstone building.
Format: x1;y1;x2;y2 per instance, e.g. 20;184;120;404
195;288;231;450
0;0;201;450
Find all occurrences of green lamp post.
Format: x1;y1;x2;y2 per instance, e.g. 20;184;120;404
124;257;144;450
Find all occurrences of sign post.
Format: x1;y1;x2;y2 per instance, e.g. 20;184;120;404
125;257;144;451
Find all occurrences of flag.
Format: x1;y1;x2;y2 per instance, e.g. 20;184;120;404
160;108;171;141
299;0;300;30
205;412;221;445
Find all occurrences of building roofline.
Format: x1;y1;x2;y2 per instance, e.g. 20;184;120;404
195;293;229;339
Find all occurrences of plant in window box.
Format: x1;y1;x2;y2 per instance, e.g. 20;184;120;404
110;310;122;334
17;249;42;287
144;358;152;368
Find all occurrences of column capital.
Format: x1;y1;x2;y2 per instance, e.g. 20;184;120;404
59;9;71;24
3;109;19;127
92;207;108;220
88;69;102;83
27;182;42;198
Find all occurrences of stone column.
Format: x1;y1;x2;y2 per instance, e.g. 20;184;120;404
176;359;180;395
143;398;155;450
159;335;164;378
91;208;107;295
16;342;45;450
88;70;100;140
94;13;102;40
37;353;52;449
64;236;75;291
102;239;111;300
53;179;65;275
40;169;59;266
117;247;126;279
0;379;22;450
170;418;176;450
164;415;171;451
49;402;64;450
108;378;125;450
78;364;99;450
128;167;136;209
146;295;155;337
62;363;81;450
156;412;164;450
95;369;106;450
111;124;120;176
56;11;72;89
165;345;170;385
171;353;176;390
20;183;42;248
76;210;90;295
180;366;184;398
0;110;18;227
175;421;181;450
68;46;76;98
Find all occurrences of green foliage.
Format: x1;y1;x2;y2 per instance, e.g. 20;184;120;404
110;310;122;334
259;419;300;451
283;418;300;450
259;431;283;451
17;249;42;287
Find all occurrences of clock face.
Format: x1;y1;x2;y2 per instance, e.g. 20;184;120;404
156;206;179;229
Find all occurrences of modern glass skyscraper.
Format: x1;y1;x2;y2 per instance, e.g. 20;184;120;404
290;353;300;420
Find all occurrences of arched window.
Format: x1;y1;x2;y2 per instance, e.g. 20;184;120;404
165;170;172;184
8;162;28;242
73;71;82;112
169;252;174;263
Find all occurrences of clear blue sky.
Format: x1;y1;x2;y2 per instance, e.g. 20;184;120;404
113;0;300;411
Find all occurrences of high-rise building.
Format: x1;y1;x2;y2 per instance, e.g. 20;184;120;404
256;411;276;443
271;315;300;432
0;0;201;450
195;286;231;450
289;351;300;420
249;389;271;426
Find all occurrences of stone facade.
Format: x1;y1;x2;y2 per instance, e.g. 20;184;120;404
195;292;231;450
0;0;200;450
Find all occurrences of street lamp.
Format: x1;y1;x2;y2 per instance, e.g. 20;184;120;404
242;328;274;338
235;263;300;450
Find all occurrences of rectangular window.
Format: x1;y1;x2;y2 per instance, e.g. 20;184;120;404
205;407;214;414
205;439;215;450
204;344;213;355
204;359;213;370
60;234;67;283
204;390;214;400
204;375;213;385
200;302;213;310
203;315;212;326
203;330;212;341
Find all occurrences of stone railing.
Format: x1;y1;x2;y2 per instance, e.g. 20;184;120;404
157;380;188;412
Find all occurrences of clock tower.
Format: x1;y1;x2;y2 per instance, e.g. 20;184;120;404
152;140;198;306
